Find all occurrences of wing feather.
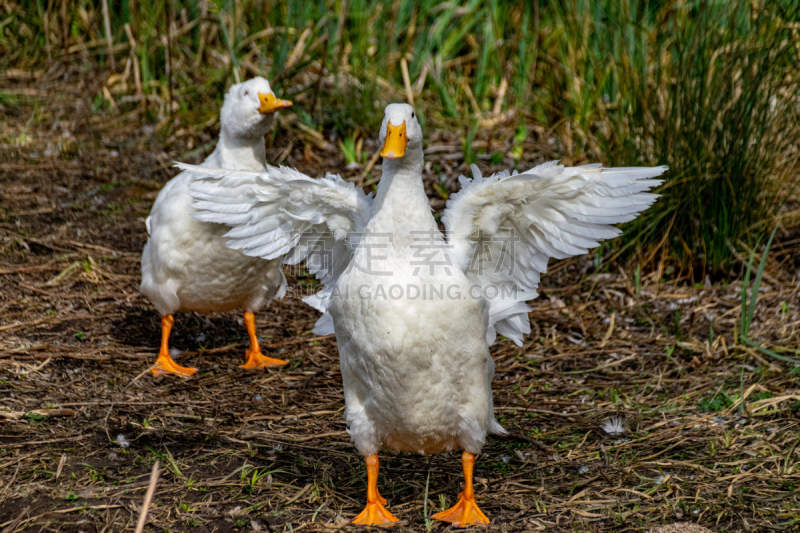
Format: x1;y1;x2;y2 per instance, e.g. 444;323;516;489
179;162;373;331
444;162;665;346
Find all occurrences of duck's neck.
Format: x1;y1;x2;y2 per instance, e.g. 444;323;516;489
369;146;437;245
204;122;271;171
373;146;425;211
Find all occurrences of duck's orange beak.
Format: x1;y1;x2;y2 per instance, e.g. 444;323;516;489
380;121;407;159
258;92;293;114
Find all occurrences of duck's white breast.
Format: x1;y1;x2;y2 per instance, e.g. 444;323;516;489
140;171;284;316
331;251;496;456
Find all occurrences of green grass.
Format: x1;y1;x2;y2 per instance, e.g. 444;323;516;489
3;0;799;271
698;390;734;413
739;226;800;365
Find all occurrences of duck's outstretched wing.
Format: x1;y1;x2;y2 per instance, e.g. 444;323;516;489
181;162;373;332
442;162;666;346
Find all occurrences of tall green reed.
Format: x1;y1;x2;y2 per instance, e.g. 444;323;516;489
3;0;798;272
541;0;800;274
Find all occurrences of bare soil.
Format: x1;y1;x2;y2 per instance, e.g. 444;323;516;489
2;71;799;533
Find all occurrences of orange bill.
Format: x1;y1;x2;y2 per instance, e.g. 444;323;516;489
380;121;407;159
258;92;293;114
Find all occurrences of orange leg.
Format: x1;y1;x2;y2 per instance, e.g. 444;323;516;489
432;451;490;528
152;315;197;378
351;455;398;526
240;312;288;369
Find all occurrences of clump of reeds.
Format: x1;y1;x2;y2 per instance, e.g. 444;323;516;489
547;0;800;275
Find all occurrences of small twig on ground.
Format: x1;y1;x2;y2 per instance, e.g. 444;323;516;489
600;312;615;347
55;454;67;480
261;334;335;349
3;464;20;491
124;364;158;391
134;461;160;533
27;357;52;373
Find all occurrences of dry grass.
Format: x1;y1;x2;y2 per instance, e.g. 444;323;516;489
2;67;800;533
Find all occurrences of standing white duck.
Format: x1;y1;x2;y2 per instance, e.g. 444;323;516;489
140;77;292;378
183;103;666;526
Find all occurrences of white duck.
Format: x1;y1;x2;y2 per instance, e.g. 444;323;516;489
140;77;292;378
183;103;666;526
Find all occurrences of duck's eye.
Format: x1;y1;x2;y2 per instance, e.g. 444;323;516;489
411;112;415;118
243;90;249;96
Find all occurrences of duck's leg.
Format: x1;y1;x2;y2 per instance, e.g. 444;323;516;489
351;455;399;526
432;451;490;527
152;315;197;378
240;312;288;369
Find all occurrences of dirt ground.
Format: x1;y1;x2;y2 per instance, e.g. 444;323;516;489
2;71;799;533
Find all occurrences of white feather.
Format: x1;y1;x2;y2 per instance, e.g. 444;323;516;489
182;162;374;315
443;162;665;346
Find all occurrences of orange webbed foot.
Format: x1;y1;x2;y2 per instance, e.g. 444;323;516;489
432;492;489;528
241;312;288;369
351;455;397;526
240;349;288;370
433;451;489;528
151;355;197;378
152;315;196;378
351;501;399;526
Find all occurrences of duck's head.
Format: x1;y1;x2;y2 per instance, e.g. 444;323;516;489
220;77;292;140
379;103;422;160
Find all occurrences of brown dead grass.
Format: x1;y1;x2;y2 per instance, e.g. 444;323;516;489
648;523;714;533
1;66;800;533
